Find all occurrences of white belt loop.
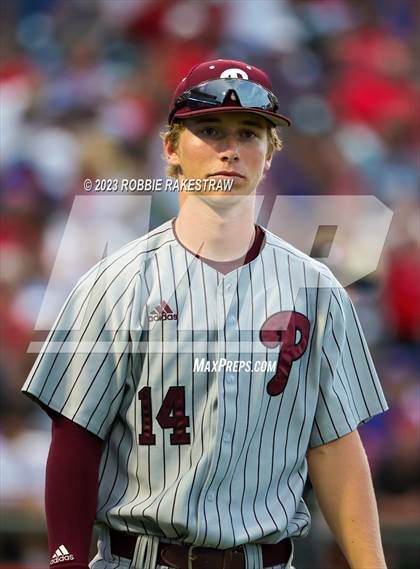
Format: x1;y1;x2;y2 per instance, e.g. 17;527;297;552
243;543;263;569
285;539;295;569
131;535;160;569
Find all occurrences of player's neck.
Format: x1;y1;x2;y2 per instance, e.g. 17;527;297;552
175;196;256;262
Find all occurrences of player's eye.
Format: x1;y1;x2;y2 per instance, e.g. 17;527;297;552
199;126;219;137
240;129;259;139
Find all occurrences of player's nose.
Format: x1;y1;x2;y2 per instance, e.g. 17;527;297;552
219;134;240;162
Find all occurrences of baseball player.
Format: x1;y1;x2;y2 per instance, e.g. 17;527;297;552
22;60;388;569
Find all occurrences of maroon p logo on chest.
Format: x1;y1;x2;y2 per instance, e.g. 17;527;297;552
260;311;310;396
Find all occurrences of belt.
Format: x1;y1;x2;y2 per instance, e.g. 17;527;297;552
110;529;291;569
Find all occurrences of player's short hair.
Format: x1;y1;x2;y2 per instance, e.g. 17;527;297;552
161;121;283;178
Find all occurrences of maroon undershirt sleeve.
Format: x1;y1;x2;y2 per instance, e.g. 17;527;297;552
46;413;103;568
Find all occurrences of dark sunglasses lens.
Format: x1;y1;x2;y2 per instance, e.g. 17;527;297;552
181;79;278;112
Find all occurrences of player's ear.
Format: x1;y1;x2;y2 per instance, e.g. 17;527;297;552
264;148;273;174
164;133;181;168
263;127;274;174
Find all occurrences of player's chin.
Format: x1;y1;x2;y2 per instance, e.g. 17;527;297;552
207;178;252;196
198;192;252;210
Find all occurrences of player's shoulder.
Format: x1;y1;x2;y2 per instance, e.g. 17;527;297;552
104;218;174;263
76;219;175;290
262;226;338;287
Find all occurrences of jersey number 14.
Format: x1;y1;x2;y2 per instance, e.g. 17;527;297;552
138;386;190;446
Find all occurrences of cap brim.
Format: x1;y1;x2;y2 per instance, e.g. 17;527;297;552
171;106;291;127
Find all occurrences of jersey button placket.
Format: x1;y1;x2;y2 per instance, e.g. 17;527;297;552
196;279;232;532
210;277;237;503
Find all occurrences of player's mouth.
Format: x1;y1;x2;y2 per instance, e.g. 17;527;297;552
207;170;245;179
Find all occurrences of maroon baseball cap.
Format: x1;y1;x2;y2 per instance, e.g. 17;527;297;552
168;59;291;127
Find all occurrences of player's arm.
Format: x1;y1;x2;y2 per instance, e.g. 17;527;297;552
307;429;387;569
46;413;103;568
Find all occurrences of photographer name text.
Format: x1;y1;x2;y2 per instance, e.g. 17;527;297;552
83;178;234;192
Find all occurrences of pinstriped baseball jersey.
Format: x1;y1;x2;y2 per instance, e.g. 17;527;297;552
22;217;388;548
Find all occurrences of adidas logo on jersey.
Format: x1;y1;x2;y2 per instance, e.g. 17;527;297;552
148;301;178;322
50;545;74;565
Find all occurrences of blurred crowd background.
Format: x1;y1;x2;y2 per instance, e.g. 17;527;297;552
0;0;419;568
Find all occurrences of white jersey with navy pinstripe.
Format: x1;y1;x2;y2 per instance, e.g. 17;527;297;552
22;217;388;548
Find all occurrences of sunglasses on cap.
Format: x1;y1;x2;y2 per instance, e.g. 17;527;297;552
170;78;279;122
